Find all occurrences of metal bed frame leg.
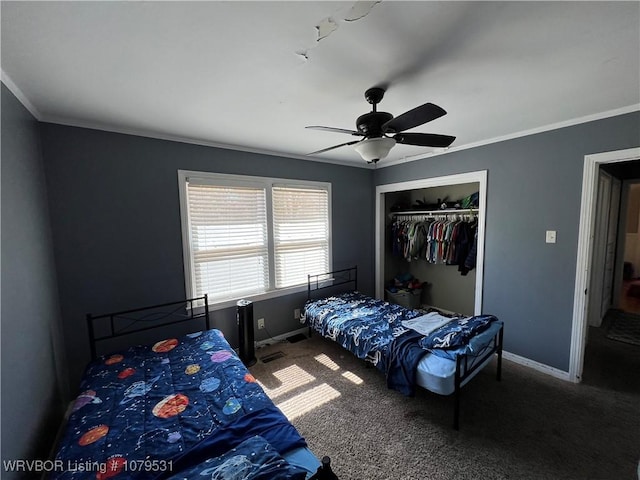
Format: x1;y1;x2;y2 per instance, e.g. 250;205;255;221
496;325;503;382
454;355;462;430
451;325;503;430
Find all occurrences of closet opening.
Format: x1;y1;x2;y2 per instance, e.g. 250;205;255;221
375;171;487;316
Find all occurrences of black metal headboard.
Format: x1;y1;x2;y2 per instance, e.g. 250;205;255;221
87;295;210;360
307;266;358;301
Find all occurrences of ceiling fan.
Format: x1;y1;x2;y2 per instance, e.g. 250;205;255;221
306;87;456;164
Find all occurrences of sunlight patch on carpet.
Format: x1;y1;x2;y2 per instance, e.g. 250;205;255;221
341;371;364;385
314;353;340;371
257;365;315;399
276;383;341;420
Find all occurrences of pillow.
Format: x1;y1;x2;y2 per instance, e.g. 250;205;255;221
419;315;497;354
167;435;308;480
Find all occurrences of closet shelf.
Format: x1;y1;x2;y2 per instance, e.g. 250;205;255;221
390;208;478;217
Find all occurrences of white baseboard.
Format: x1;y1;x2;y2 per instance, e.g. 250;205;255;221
255;327;309;349
502;351;572;382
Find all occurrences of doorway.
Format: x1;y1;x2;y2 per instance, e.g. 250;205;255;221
570;147;640;383
617;182;640;315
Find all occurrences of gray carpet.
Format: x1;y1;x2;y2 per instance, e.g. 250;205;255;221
249;334;640;480
606;310;640;346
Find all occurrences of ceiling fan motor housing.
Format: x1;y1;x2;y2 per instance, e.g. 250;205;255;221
356;111;393;137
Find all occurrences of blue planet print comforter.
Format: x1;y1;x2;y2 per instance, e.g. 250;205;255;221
52;329;307;480
166;435;307;480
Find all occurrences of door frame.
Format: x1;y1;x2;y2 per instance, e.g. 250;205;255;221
570;147;640;382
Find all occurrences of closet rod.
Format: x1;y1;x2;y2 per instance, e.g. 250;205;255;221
392;208;477;215
390;208;477;219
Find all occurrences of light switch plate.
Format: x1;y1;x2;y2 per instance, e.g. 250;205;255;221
546;230;557;243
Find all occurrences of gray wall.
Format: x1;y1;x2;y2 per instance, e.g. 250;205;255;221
1;84;67;471
375;111;640;371
39;124;374;388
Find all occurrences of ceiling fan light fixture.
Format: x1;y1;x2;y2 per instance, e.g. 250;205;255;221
354;137;396;163
306;87;453;160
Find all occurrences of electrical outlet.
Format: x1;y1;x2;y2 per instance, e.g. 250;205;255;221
257;318;265;330
294;308;301;320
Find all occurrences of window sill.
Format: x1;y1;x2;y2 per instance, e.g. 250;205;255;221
197;284;310;312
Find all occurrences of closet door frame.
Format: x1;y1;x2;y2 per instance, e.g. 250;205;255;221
374;170;488;315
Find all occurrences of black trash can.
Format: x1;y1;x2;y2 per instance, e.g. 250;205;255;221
237;299;256;367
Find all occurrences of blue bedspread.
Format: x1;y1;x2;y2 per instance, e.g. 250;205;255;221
302;292;422;368
53;329;307;480
385;329;427;396
303;293;501;396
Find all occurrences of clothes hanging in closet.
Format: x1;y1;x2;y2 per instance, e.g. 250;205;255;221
459;226;478;276
390;216;477;273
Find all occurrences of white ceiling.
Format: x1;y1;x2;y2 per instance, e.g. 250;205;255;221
2;1;639;168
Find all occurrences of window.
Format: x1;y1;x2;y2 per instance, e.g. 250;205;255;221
179;171;331;306
273;186;330;288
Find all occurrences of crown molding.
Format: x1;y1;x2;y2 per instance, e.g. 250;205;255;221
46;102;638;172
4;69;636;172
378;103;640;169
1;70;42;120
40;115;370;169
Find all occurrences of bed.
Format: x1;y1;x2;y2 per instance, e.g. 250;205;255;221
51;295;333;480
302;267;504;430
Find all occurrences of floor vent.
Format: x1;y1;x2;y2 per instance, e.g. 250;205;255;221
260;351;286;363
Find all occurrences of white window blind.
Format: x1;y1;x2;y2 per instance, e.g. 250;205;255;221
186;183;269;303
273;186;330;288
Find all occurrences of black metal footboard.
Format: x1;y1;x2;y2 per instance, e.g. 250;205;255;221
453;322;504;429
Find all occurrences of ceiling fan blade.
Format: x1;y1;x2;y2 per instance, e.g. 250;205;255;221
382;103;447;133
306;125;362;136
307;140;361;155
394;132;456;148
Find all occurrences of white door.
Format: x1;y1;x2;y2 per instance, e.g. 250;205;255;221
588;170;611;327
601;177;621;317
